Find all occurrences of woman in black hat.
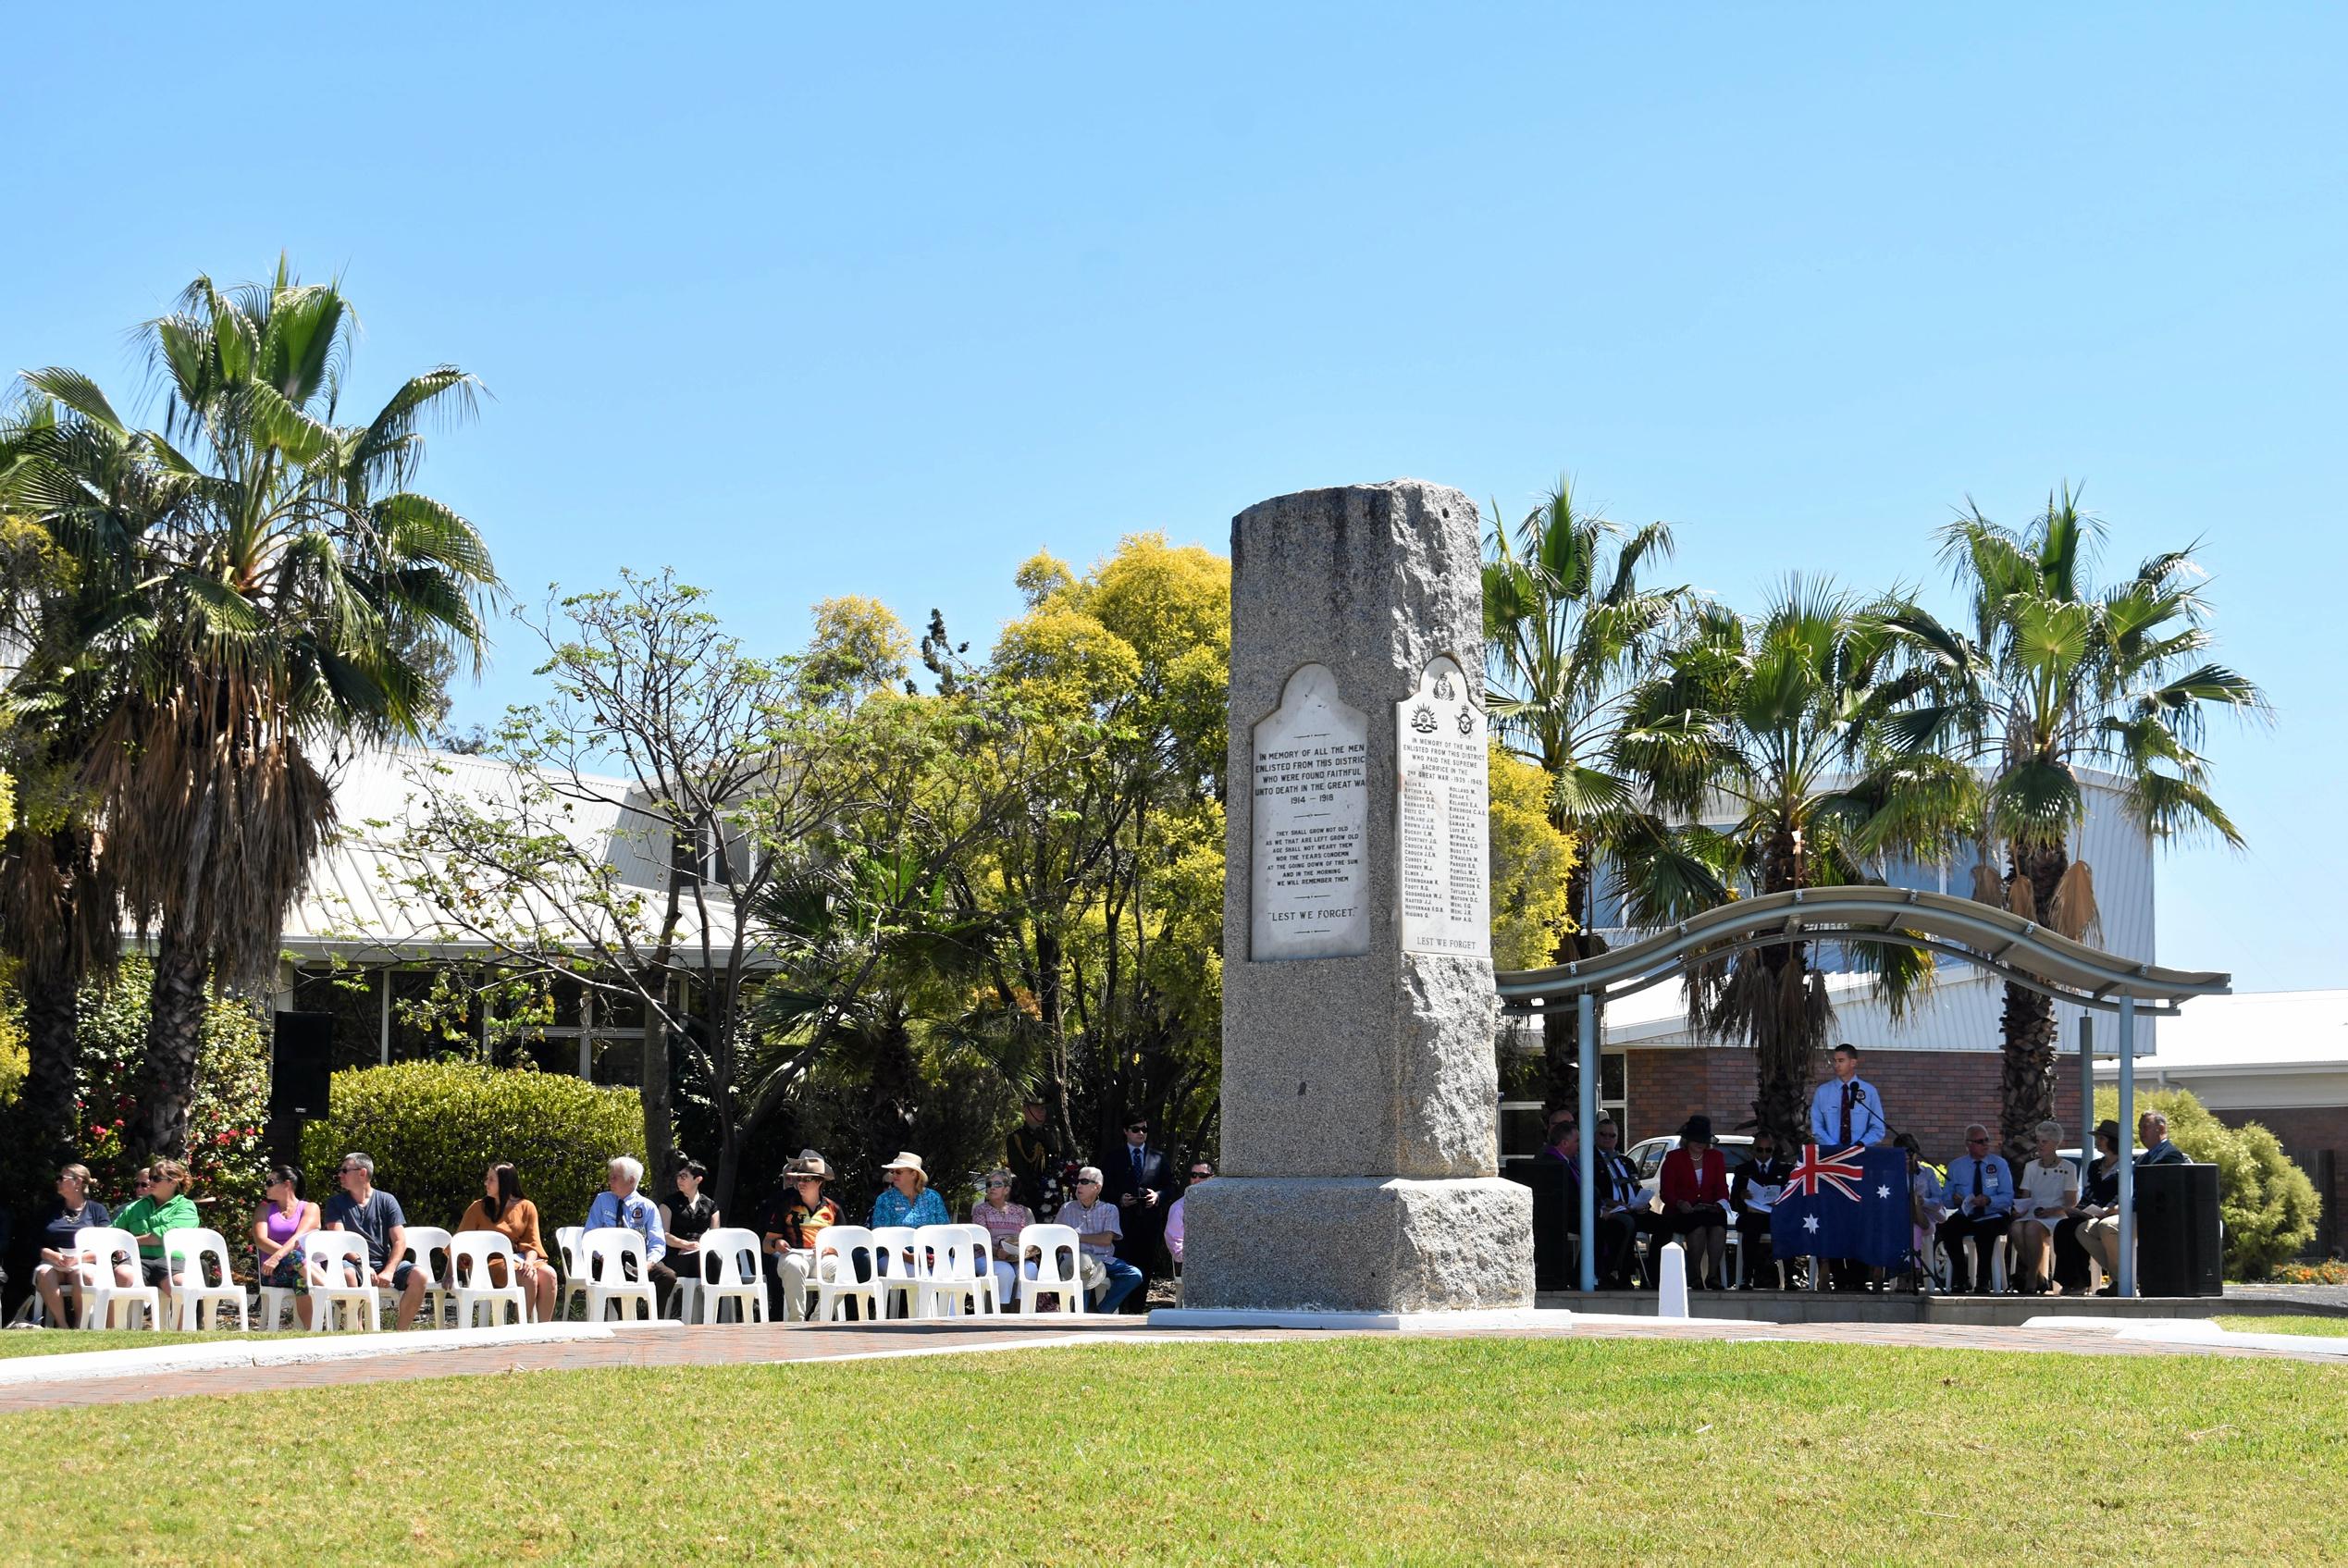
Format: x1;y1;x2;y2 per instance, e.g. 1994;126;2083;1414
1658;1116;1730;1289
2058;1119;2126;1294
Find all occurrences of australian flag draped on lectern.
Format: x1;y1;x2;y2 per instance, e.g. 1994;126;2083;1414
1773;1144;1911;1267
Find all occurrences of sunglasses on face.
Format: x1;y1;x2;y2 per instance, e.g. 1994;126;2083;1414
1189;1171;1211;1179
1966;1138;1988;1146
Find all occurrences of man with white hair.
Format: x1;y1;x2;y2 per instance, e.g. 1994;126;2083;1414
585;1154;673;1293
1934;1124;2014;1294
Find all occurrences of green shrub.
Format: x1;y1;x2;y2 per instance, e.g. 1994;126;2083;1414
2095;1086;2322;1278
298;1063;644;1232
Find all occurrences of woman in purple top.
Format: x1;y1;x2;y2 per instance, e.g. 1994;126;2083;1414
250;1166;319;1290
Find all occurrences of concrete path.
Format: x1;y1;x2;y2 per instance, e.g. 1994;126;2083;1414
1;1310;2342;1414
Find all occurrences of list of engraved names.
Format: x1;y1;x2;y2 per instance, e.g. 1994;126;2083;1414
1396;658;1490;958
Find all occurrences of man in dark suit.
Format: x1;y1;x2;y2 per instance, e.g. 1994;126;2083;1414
2135;1111;2189;1167
1102;1116;1172;1308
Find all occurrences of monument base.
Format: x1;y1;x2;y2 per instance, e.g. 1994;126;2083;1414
1177;1175;1534;1315
1148;1305;1554;1331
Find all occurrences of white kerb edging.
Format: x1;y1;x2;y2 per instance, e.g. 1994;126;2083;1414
0;1320;645;1389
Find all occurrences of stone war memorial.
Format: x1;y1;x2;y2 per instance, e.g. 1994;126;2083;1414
1168;478;1536;1325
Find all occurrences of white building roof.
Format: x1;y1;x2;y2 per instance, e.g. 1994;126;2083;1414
2091;990;2348;1112
284;747;744;965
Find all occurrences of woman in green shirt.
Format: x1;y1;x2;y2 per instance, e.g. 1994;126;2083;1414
111;1158;198;1302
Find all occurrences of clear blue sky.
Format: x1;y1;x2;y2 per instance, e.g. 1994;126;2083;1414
8;6;2339;990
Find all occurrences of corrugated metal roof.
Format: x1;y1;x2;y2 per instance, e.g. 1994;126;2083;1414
283;747;744;963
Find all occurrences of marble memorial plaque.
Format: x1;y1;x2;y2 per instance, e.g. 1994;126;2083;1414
1250;662;1370;960
1396;653;1489;958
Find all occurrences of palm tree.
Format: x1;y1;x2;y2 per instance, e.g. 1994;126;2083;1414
1481;478;1692;1104
1880;487;2266;1159
14;260;498;1157
0;392;160;1163
1614;581;1962;1146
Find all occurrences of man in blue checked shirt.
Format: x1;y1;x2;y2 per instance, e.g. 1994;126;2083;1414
1934;1125;2014;1293
585;1154;674;1292
1809;1043;1889;1150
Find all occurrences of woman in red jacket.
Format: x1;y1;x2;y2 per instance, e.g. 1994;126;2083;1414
1659;1116;1731;1290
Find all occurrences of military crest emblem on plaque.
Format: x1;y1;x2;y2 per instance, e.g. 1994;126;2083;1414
1410;702;1438;734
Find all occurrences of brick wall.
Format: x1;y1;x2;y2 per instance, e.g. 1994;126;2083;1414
2206;1105;2345;1260
1624;1047;2095;1164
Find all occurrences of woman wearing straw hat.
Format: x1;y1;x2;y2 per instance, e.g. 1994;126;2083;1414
871;1152;949;1230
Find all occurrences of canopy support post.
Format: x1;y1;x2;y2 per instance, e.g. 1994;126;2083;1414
2116;995;2137;1299
1577;993;1598;1293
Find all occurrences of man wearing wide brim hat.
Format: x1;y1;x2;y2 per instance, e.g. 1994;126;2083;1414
760;1152;842;1321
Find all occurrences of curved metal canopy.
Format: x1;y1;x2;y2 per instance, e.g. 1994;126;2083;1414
1495;884;2229;1019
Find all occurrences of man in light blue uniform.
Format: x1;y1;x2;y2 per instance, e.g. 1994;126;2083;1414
1935;1124;2015;1293
1808;1043;1888;1150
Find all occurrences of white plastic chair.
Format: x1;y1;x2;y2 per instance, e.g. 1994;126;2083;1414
871;1225;922;1319
581;1228;661;1322
1931;1234;2010;1293
1015;1223;1086;1316
385;1226;455;1328
811;1226;884;1323
693;1228;768;1325
554;1226;588;1320
302;1231;381;1332
163;1228;250;1331
668;1269;703;1327
914;1225;997;1318
72;1228;162;1331
449;1232;530;1327
959;1222;1009;1313
254;1255;303;1331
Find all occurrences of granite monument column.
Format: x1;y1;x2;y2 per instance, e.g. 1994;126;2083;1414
1177;479;1534;1316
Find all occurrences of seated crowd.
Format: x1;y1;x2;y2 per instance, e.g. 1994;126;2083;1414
1535;1042;2186;1296
20;1110;1211;1329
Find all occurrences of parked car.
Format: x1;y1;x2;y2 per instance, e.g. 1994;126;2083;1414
1625;1133;1755;1211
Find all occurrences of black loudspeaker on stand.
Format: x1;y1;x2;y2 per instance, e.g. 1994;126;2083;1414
271;1011;335;1118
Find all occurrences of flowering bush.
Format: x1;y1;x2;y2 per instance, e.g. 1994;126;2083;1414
65;958;272;1216
2268;1260;2348;1286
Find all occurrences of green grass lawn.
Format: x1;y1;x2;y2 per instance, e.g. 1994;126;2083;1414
0;1337;2342;1564
2218;1314;2348;1338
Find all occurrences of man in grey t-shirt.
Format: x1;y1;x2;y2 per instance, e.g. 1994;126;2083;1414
300;1153;427;1329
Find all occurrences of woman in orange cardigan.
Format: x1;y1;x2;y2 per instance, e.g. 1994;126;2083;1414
1658;1116;1731;1290
457;1163;559;1321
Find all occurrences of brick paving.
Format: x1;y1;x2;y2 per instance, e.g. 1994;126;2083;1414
0;1308;2341;1414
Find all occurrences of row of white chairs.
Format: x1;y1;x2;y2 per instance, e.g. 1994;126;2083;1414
797;1222;1089;1322
50;1219;1099;1333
